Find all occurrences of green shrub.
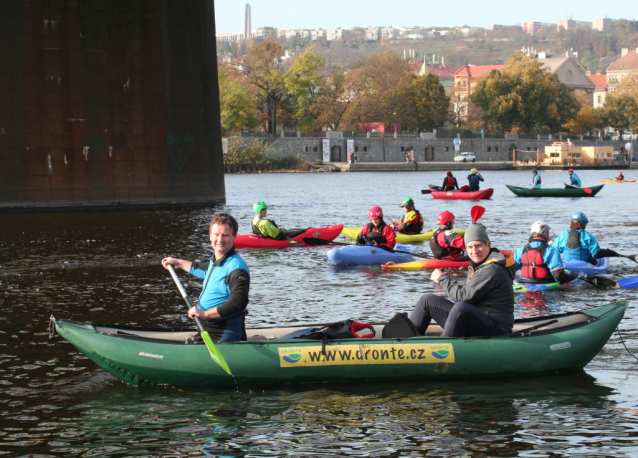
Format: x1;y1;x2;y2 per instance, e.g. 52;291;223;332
224;139;272;166
315;159;323;165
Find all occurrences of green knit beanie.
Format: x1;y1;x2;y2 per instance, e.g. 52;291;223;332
464;222;490;246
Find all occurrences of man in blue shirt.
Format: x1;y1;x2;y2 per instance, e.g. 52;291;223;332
565;168;581;187
532;170;541;189
514;221;572;284
162;213;250;342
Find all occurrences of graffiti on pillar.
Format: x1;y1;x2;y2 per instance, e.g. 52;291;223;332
167;133;194;171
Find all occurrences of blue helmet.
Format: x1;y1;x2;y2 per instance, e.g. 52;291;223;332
571;212;588;225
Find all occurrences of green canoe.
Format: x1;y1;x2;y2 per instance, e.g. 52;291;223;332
341;226;465;243
51;301;627;387
506;184;604;197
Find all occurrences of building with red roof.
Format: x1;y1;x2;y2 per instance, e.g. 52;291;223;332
588;73;608;108
607;48;638;94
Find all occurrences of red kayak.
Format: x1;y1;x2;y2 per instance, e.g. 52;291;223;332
235;224;344;249
428;186;494;200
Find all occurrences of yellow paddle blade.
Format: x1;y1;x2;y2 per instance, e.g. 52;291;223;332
201;331;232;375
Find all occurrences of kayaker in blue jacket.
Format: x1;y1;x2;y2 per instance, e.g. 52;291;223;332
513;221;575;284
553;212;622;264
565;168;581;187
532;170;541;189
467;168;484;191
410;221;515;337
161;213;250;342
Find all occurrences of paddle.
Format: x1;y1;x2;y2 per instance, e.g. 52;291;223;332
616;277;638;289
421;189;432;194
302;237;432;259
618;253;638;263
574;273;638;289
470;205;485;222
564;183;592;194
166;265;232;375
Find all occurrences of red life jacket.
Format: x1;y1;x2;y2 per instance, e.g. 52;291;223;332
521;242;550;280
445;176;456;187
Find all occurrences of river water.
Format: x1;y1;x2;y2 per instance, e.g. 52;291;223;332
1;169;637;457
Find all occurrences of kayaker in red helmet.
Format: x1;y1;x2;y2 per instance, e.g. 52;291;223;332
430;211;467;260
617;171;625;181
356;206;397;248
442;171;459;191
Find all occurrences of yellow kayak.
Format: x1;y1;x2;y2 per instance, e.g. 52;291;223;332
341;226;465;243
599;179;635;183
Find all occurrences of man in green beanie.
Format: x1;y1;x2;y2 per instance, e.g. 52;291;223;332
409;221;516;337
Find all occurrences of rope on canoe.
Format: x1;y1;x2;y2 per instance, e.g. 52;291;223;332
616;327;638;363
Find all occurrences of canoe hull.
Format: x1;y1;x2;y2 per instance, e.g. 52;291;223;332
235;224;343;249
506;185;604;197
429;188;494;200
599;179;635;183
52;301;628;387
327;243;416;265
513;279;580;292
341;227;465;243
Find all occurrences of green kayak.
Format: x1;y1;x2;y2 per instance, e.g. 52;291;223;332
506;184;604;197
51;301;627;387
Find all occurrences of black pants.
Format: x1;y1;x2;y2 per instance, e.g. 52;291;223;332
409;294;508;337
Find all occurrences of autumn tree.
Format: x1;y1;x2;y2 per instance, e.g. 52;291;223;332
600;93;638;137
218;66;258;135
240;41;289;135
312;63;355;130
472;52;579;133
283;49;326;130
344;51;413;128
403;73;449;131
562;90;602;134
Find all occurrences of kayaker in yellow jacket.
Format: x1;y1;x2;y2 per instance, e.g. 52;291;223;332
251;201;287;240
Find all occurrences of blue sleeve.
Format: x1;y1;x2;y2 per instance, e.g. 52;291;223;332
513;247;523;270
479;175;484;182
581;231;600;258
189;263;208;279
575;175;582;187
553;231;568;253
544;247;564;271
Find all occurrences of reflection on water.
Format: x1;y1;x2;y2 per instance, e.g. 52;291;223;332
0;170;637;456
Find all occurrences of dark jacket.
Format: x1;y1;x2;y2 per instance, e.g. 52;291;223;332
438;248;515;333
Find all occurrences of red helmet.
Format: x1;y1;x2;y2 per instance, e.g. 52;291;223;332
369;206;383;219
447;170;452;174
619;171;624;174
437;211;455;225
568;168;574;172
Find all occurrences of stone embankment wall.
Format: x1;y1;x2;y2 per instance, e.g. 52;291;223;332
0;1;225;211
228;135;635;165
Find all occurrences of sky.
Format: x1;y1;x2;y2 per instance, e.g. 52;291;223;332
213;0;638;34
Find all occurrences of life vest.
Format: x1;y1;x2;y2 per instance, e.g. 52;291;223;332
535;176;542;184
400;210;424;234
364;221;388;245
251;217;279;237
445;176;456;188
429;228;463;259
468;174;481;189
562;229;591;261
520;242;551;280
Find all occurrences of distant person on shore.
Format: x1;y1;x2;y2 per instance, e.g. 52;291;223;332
553;212;623;264
467;168;484;191
251;201;303;240
565;168;581;187
391;198;424;235
532;170;541;189
356;206;397;248
442;171;459;191
348;152;353;164
409;221;515;337
430;211;467;260
617;171;625;181
353;153;358;164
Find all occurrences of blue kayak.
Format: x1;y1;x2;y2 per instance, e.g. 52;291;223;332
327;243;417;266
563;257;610;277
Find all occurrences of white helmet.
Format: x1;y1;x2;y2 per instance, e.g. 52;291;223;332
530;221;550;238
